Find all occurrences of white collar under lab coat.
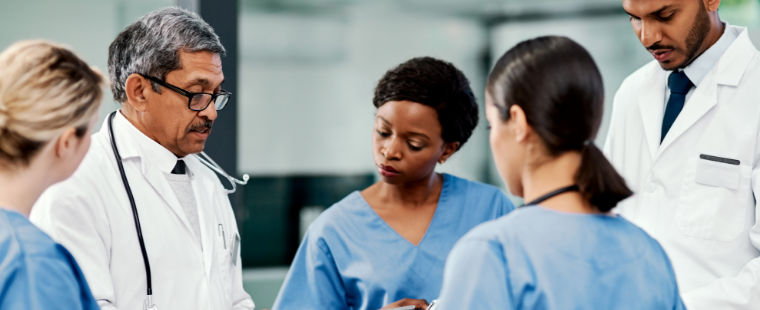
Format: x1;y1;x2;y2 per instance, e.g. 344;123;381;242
108;111;218;278
638;24;755;161
112;110;186;175
682;22;738;88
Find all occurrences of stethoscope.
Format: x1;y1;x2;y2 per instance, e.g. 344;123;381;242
107;111;249;310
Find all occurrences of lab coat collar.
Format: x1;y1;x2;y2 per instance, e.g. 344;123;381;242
682;21;737;88
107;111;182;175
716;25;755;86
640;25;755;160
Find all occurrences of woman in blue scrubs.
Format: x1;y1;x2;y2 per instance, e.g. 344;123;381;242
436;36;685;309
273;57;514;310
0;41;103;309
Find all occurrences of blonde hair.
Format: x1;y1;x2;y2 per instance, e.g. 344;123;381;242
0;40;105;168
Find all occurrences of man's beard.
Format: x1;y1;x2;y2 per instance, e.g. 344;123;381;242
677;0;712;69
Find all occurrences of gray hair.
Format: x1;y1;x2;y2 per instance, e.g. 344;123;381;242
108;6;226;103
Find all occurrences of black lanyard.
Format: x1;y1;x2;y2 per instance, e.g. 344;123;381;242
523;185;579;207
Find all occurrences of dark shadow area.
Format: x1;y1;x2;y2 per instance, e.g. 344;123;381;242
238;174;375;267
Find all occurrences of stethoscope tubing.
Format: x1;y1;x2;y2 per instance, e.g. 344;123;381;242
108;112;154;297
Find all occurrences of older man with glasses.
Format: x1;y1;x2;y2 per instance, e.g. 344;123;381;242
30;7;254;310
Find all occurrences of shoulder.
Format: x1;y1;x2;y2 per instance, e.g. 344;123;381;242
303;191;366;240
619;60;659;91
39;131;114;202
443;174;511;204
615;216;667;254
453;208;543;248
447;219;507;264
458;207;554;243
611;60;659;107
0;210;70;263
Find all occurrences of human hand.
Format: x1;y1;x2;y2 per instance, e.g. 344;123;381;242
380;298;429;310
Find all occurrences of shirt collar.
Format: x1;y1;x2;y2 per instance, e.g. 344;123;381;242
112;110;183;175
680;21;738;87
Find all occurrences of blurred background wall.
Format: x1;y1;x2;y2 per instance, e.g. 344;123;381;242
2;0;760;307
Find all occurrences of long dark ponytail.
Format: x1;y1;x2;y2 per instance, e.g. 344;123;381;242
486;36;631;212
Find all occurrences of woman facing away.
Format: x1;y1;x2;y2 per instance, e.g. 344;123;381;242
0;41;104;309
436;36;686;310
272;57;515;310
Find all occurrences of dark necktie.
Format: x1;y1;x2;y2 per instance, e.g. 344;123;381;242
171;159;186;175
661;71;693;142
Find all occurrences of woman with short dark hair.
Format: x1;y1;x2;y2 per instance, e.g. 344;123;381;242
435;36;685;309
273;57;514;310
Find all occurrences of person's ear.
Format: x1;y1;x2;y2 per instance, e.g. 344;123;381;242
706;0;721;12
124;73;150;112
54;127;79;159
509;105;529;143
438;141;460;164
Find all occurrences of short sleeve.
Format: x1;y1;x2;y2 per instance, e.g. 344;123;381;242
436;235;513;310
272;231;348;310
0;253;97;310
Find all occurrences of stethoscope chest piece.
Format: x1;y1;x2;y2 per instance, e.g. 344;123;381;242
144;297;158;310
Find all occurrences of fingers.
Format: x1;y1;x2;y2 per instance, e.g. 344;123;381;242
380;298;430;309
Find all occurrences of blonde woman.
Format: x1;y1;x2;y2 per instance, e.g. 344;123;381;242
0;41;104;309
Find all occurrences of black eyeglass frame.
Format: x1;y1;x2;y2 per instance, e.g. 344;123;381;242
138;73;231;111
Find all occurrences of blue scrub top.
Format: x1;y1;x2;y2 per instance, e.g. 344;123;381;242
0;209;99;310
273;173;515;310
437;206;686;310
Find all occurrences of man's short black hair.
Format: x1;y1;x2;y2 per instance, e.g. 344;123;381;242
373;57;478;150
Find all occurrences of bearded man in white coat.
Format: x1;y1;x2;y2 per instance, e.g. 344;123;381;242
605;0;760;309
30;7;254;310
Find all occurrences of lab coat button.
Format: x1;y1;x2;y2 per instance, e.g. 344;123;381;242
646;183;656;192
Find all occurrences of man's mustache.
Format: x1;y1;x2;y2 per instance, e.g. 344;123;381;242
187;120;213;132
647;43;676;52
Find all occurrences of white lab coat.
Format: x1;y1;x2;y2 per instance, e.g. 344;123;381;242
30;112;254;310
604;25;760;309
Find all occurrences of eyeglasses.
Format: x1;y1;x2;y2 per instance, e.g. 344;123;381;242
139;74;231;111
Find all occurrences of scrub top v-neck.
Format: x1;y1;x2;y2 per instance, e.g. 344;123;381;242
273;173;515;310
362;176;447;248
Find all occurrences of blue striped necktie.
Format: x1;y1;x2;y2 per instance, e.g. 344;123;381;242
661;71;693;142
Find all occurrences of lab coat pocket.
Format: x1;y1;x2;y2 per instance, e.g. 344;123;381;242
214;221;234;301
675;156;750;241
694;155;741;189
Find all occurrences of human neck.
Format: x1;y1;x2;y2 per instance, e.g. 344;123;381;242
119;108;185;157
377;172;442;208
521;151;597;214
0;164;53;217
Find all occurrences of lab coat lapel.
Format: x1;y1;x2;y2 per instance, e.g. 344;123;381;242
185;156;218;278
109;112;196;238
111;112;199;240
658;26;754;155
657;73;718;154
638;66;666;161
